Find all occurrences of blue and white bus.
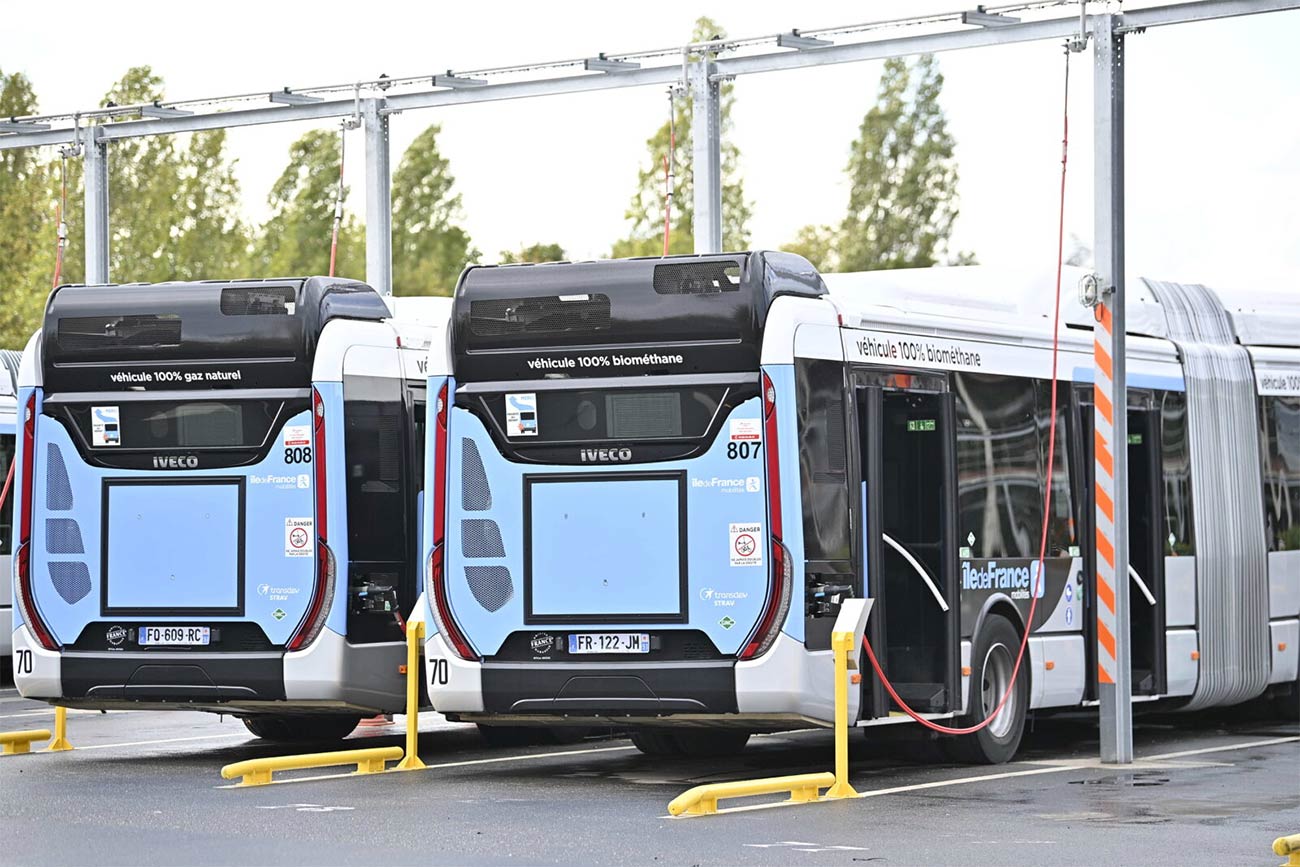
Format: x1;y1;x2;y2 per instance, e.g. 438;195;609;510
422;253;1300;762
12;277;446;741
0;350;20;673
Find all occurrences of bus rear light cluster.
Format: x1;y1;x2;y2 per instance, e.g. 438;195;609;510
428;382;477;660
742;372;789;660
15;392;57;651
287;387;333;651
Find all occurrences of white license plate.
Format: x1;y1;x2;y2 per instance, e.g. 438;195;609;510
139;626;211;646
567;633;650;654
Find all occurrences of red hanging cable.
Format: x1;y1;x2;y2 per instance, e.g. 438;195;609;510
861;45;1073;736
328;123;347;277
52;152;68;288
0;459;14;514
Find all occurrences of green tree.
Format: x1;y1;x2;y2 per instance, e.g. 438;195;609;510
611;16;751;257
499;242;566;264
784;224;838;273
170;129;251;279
837;55;962;271
0;69;53;349
253;128;364;278
391;124;477;295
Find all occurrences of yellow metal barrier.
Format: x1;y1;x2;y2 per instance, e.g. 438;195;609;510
667;600;872;816
0;729;51;755
668;772;836;816
220;746;404;787
1275;834;1300;867
46;706;73;752
394;620;426;771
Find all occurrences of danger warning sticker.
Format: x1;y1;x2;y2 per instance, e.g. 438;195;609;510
285;517;313;558
283;424;310;447
729;522;763;567
729;418;761;442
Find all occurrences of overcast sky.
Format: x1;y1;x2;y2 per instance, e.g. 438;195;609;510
3;1;1297;293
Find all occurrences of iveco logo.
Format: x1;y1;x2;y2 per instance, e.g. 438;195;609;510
152;454;199;469
579;448;632;463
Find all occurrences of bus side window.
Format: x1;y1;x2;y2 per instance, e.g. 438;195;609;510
795;358;851;561
1261;394;1300;552
344;372;408;642
1162;391;1196;556
0;432;13;555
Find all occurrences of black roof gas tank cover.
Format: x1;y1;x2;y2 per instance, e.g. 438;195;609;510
42;276;390;392
451;251;825;382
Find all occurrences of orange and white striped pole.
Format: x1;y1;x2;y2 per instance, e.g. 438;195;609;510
1092;13;1133;764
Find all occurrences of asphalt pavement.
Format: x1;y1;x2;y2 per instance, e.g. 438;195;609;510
0;676;1296;866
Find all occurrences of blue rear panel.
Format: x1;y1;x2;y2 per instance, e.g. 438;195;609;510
529;476;683;619
104;481;243;611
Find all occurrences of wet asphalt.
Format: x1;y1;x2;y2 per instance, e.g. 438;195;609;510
0;674;1296;866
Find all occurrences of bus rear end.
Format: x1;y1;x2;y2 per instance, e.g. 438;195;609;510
11;279;387;725
425;254;825;750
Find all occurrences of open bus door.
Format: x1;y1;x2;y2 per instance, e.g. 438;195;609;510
1075;386;1167;697
855;373;960;719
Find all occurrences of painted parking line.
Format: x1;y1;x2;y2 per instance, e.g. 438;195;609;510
217;743;641;788
665;734;1300;818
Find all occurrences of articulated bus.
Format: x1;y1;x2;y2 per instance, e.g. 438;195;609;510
422;252;1300;762
1;351;20;671
12;278;447;742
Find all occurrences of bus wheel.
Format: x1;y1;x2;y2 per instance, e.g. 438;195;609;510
944;614;1027;765
241;714;361;743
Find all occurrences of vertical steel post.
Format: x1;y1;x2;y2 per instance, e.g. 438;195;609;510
363;98;393;295
689;57;723;254
1092;12;1133;765
83;128;110;285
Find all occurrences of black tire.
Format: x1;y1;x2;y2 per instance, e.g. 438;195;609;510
241;714;361;743
944;614;1028;764
630;729;682;757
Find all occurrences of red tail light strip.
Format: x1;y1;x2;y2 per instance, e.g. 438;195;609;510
428;382;477;660
287;388;333;651
741;372;789;660
16;392;57;650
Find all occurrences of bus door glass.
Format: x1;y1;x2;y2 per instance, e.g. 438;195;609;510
1076;387;1167;696
855;371;959;718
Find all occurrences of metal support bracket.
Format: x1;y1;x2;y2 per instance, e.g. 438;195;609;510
83;127;110;285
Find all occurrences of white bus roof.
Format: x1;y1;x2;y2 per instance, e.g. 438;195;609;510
821;266;1299;349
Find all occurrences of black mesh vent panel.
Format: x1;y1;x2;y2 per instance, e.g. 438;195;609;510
45;444;73;511
469;295;610;337
653;261;741;295
45;518;84;554
461;438;492;511
465;566;513;613
461;519;506;559
49;562;91;604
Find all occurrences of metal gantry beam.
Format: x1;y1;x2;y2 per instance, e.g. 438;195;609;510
1092;12;1134;765
83;129;109;284
689;57;723;254
1;1;1295;151
362;98;393;295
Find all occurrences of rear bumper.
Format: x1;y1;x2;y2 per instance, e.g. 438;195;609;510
60;650;286;702
481;659;737;716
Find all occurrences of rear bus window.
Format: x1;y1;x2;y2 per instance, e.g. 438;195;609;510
0;433;13;555
482;386;726;442
60;400;285;450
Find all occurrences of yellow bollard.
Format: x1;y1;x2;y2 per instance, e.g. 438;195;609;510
1275;834;1300;867
0;729;51;755
45;706;73;752
824;628;859;799
394;620;426;771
